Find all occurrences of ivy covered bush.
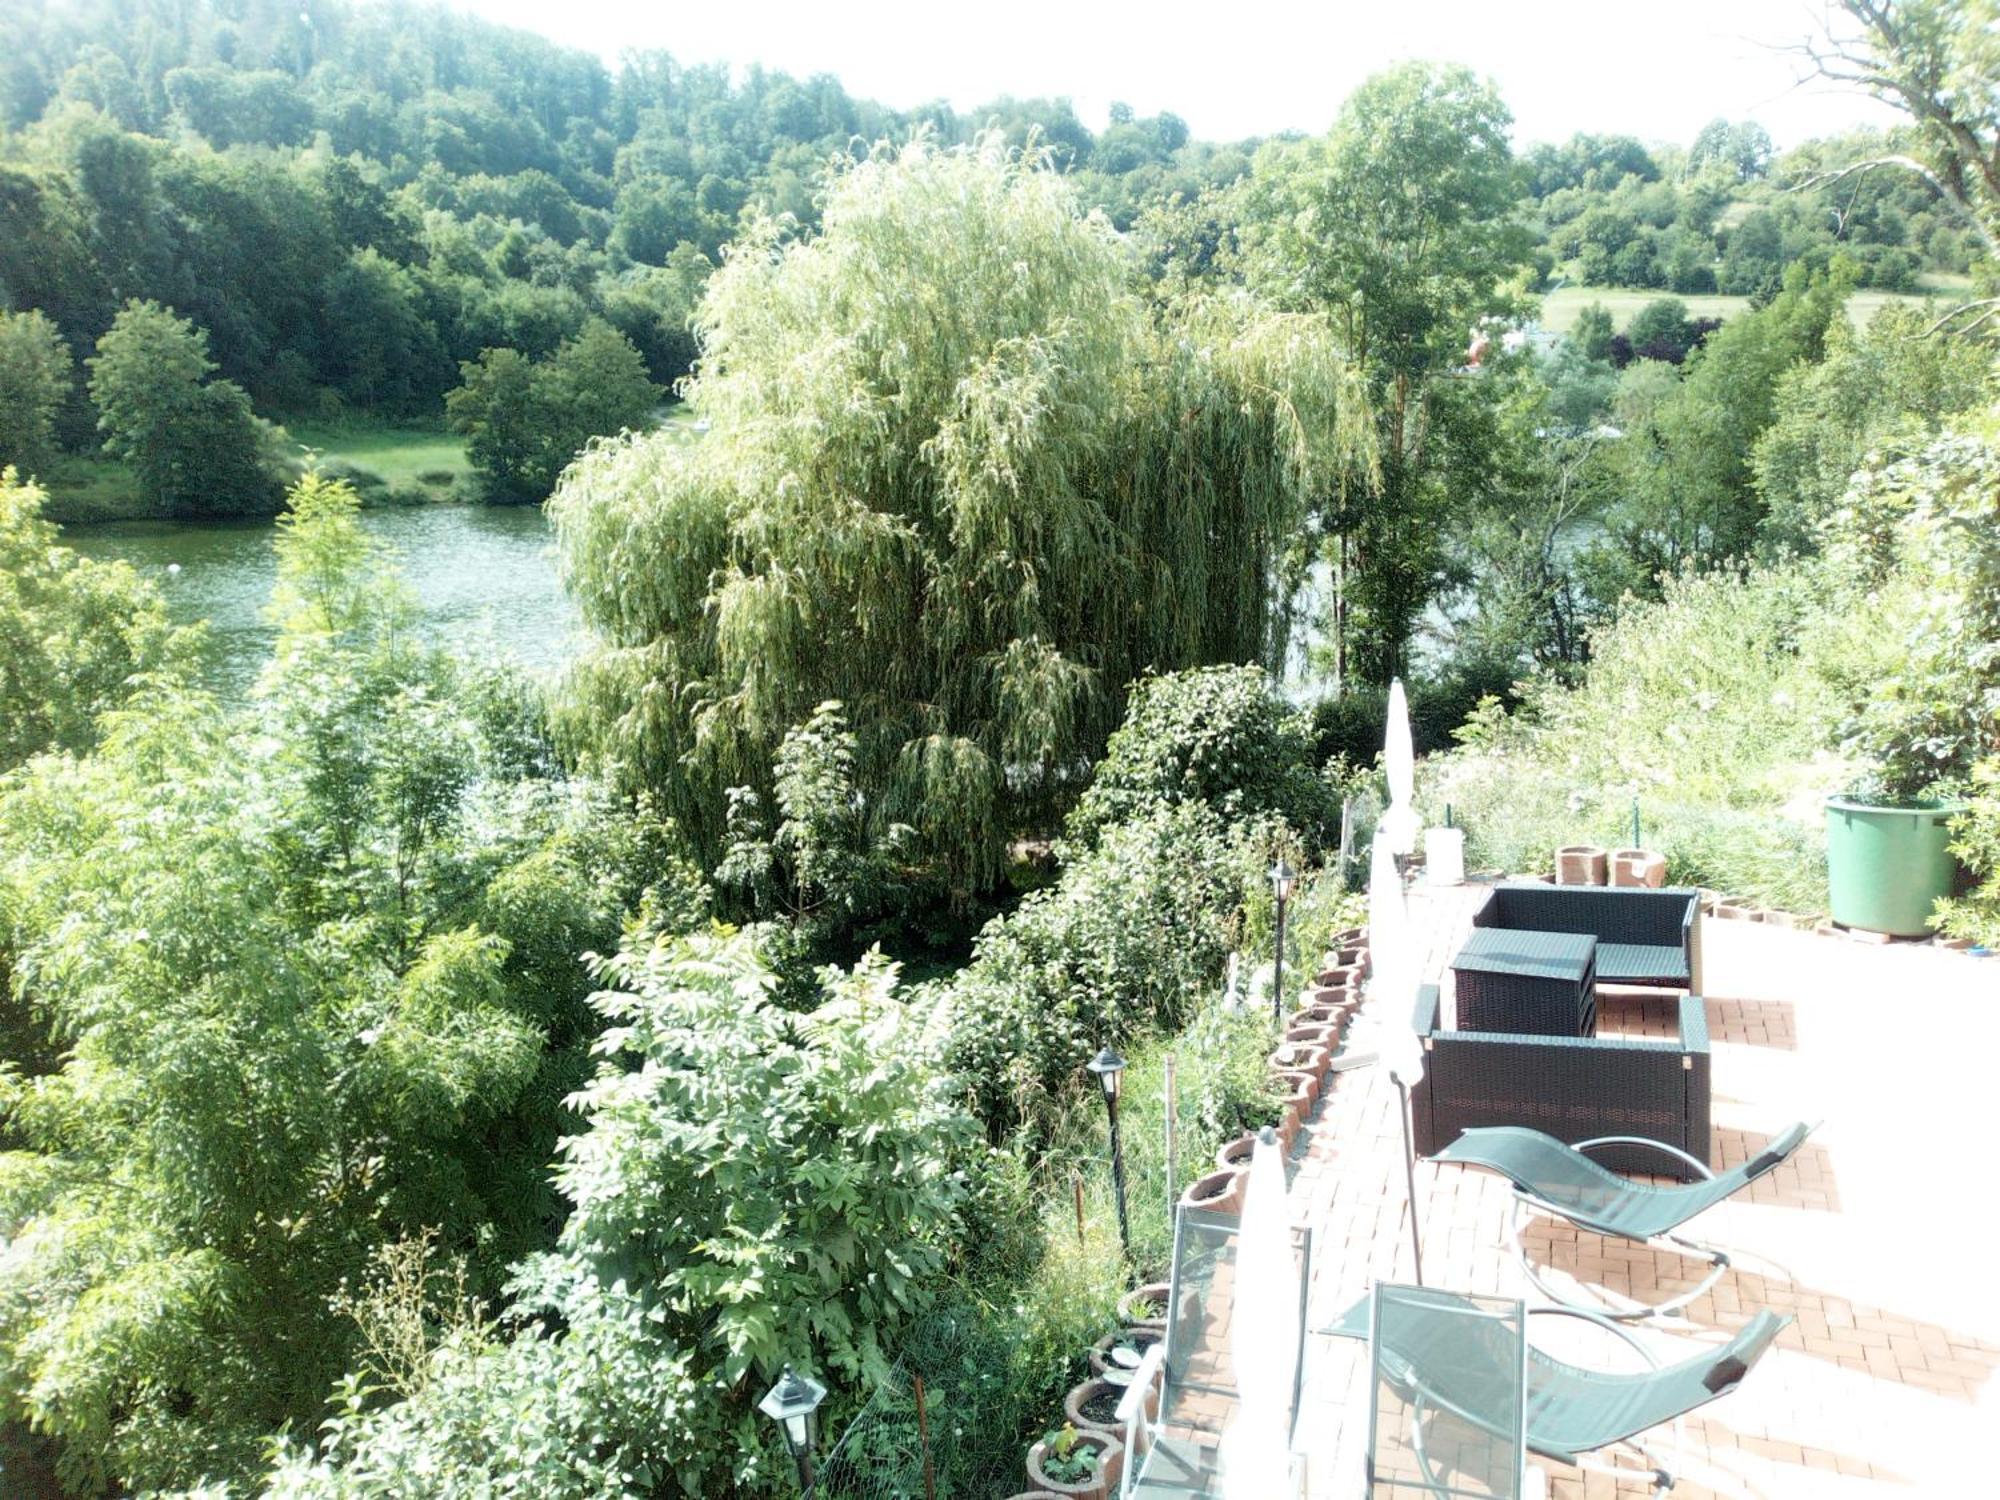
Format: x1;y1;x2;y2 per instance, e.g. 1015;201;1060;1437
937;803;1248;1141
1065;665;1338;849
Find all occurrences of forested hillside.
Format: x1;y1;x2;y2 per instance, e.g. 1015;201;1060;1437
0;0;1974;518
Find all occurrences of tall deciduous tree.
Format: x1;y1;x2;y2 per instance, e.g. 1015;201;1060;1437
1797;0;2000;327
87;299;285;516
1240;62;1533;683
550;140;1371;901
0;309;73;478
447;319;658;499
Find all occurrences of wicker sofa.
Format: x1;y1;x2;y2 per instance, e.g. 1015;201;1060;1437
1408;984;1712;1178
1472;883;1702;993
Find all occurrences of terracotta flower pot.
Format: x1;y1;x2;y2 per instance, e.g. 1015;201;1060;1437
1214;1132;1256;1173
1609;848;1667;888
1025;1430;1123;1500
1279;1072;1316;1123
1274;1108;1300;1155
1179;1167;1246;1217
1117;1281;1171;1332
1088;1327;1164;1378
1000;1492;1065;1500
1304;981;1350;1007
1065;1374;1148;1437
1714;899;1753;921
1330;925;1366;949
1283;1020;1333;1047
1556;844;1609;886
1271;1043;1329;1085
1316;963;1362;989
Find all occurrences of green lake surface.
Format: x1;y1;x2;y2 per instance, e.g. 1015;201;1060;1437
62;504;578;693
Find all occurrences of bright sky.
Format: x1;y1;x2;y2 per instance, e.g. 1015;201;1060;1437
450;0;1897;149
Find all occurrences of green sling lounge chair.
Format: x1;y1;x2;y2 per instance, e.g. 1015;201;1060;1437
1432;1122;1817;1319
1336;1282;1790;1497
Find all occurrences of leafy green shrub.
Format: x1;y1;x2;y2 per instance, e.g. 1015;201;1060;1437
1427;564;1871;908
1066;665;1336;848
0;468;194;770
1309;662;1516;770
0;477;673;1493
1822;423;2000;800
265;930;974;1499
938;803;1247;1140
1939;759;2000;946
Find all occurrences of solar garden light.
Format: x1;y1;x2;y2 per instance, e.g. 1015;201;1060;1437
1270;857;1298;1024
759;1365;828;1494
1086;1045;1131;1256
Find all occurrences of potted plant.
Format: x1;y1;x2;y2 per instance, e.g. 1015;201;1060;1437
1116;1281;1170;1330
1025;1422;1122;1499
1178;1166;1246;1216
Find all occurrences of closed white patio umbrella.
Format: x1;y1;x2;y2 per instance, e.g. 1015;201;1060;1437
1222;1128;1300;1497
1368;837;1426;1284
1379;677;1420;857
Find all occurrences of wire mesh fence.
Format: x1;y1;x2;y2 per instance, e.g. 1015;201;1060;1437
813;1313;974;1500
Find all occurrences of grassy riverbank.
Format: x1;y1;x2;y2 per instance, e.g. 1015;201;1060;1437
44;412;703;524
1537;272;1974;335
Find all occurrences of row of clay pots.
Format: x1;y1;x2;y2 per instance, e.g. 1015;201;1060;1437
1017;925;1369;1499
1014;1283;1177;1497
1015;925;1371;1500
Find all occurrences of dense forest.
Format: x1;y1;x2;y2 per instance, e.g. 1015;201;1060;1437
0;0;1979;517
0;0;1996;1496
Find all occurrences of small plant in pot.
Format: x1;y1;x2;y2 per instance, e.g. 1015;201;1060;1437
1026;1422;1121;1499
1117;1281;1170;1330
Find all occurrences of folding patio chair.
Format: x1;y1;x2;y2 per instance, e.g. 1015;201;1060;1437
1431;1122;1817;1318
1335;1281;1790;1498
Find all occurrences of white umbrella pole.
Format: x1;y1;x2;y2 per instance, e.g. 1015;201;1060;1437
1393;1075;1424;1286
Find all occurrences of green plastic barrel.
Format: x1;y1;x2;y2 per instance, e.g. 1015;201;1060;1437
1824;796;1965;936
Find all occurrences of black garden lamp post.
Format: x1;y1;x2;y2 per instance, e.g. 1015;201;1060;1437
759;1364;828;1495
1086;1045;1131;1256
1271;857;1298;1024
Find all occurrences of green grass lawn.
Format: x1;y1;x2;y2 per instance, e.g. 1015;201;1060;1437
1538;272;1973;336
288;421;473;501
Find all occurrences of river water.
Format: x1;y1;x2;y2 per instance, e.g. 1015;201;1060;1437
62;505;578;693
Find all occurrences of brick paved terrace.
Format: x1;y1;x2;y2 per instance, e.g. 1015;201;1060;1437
1285;883;2000;1499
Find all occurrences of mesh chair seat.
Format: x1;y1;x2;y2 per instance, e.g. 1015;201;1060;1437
1433;1123;1813;1241
1523;1311;1787;1460
1339;1284;1790;1485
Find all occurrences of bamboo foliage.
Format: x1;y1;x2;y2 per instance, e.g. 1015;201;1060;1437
552;138;1373;895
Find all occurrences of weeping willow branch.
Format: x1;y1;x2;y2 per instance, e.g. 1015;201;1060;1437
551;138;1372;898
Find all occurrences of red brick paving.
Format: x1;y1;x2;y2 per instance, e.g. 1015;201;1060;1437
1285;883;2000;1498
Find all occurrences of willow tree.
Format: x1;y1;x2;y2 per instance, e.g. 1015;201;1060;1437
552;139;1370;901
